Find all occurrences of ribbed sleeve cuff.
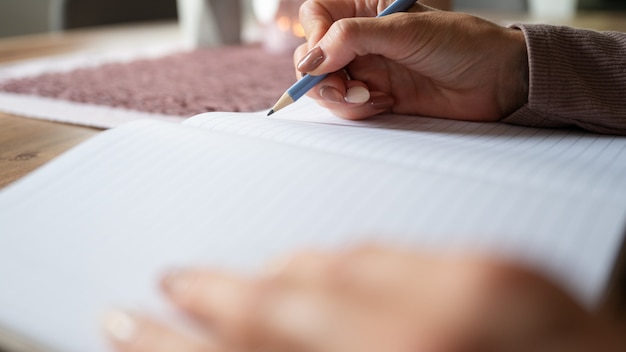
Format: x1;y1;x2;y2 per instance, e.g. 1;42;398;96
502;24;626;135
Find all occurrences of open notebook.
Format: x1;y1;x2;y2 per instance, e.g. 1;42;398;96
0;97;625;352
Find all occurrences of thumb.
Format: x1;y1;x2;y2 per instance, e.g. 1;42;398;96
299;13;422;76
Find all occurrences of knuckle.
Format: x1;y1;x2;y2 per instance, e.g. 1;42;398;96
287;249;326;269
326;245;373;279
449;258;533;300
329;18;358;43
222;279;268;345
299;0;315;19
340;243;388;264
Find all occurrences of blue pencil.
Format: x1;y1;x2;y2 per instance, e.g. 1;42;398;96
267;0;417;116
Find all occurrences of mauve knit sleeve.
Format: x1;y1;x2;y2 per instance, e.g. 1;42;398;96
502;24;626;135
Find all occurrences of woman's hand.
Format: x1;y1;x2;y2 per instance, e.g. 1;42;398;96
102;246;621;352
293;0;528;121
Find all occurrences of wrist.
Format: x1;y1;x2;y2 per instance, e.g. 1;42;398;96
498;28;529;118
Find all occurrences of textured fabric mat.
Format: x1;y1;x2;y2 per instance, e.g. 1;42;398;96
0;45;296;122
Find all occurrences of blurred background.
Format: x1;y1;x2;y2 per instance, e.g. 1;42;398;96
0;0;180;38
0;0;625;39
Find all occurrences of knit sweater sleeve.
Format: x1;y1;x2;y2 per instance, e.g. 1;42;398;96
502;24;626;135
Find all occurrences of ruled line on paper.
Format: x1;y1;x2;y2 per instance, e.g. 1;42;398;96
184;105;626;201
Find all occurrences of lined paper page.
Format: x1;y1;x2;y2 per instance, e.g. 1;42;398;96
0;120;624;352
185;99;626;203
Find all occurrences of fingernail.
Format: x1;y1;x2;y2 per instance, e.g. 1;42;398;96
319;86;344;103
297;46;325;72
102;309;139;343
370;93;394;110
161;269;193;298
345;86;370;104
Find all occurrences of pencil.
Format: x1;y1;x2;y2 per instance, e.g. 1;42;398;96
267;0;417;116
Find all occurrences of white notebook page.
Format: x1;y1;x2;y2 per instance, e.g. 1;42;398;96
185;98;626;203
0;118;624;352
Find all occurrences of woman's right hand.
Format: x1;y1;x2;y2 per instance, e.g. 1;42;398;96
294;0;529;121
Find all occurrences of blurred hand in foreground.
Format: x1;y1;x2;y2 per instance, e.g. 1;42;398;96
103;245;622;352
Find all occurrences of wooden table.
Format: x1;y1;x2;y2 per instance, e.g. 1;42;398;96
0;12;625;347
0;21;182;188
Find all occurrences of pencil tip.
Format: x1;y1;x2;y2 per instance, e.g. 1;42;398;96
267;109;275;116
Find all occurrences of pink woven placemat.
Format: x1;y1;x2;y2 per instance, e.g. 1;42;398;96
0;45;296;118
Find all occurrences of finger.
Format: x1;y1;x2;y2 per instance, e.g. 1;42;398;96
301;14;423;76
293;43;309;79
261;247;413;316
296;2;438;73
328;245;427;294
102;310;214;352
265;245;424;305
257;248;436;352
307;71;348;102
263;249;336;285
294;44;349;98
292;61;394;120
160;267;340;352
159;269;325;351
320;91;394;120
253;271;408;352
160;269;254;336
316;78;370;104
299;0;387;45
298;0;436;47
311;78;395;120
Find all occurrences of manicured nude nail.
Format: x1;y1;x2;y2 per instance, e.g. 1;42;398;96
161;269;193;298
297;46;325;72
319;86;344;103
102;309;139;343
345;86;370;104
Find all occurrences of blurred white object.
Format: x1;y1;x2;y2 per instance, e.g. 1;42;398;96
252;0;280;23
529;0;578;19
177;0;241;48
253;0;305;54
